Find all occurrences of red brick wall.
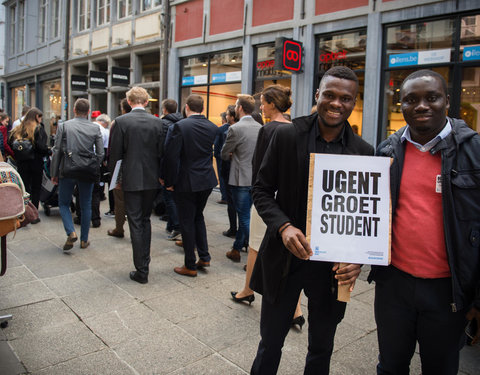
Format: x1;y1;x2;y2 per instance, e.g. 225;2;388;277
175;0;204;42
315;0;368;15
210;0;245;35
252;0;294;27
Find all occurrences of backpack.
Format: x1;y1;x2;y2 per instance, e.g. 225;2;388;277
0;161;27;237
0;161;27;276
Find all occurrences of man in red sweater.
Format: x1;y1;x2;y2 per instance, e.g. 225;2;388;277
370;70;480;375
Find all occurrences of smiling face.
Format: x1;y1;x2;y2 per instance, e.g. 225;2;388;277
400;75;449;145
316;76;357;130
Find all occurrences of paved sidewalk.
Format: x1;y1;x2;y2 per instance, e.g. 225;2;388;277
1;191;479;374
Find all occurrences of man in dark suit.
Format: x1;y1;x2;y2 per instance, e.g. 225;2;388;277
163;94;218;277
109;87;164;284
250;66;374;374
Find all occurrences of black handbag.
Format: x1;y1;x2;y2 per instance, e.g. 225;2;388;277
12;139;35;161
61;127;100;182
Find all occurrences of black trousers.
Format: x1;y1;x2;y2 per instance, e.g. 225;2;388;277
17;158;43;208
374;266;468;375
251;260;346;375
174;189;212;270
124;189;158;276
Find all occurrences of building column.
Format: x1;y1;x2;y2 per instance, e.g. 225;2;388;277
362;12;382;147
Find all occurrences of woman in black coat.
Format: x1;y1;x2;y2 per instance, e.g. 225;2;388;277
9;107;49;216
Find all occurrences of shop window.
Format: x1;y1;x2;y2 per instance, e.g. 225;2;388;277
460;67;480;132
42;80;62;136
146;88;159;115
139;51;160;83
316;30;367;135
12;86;26;121
117;0;132;19
180;50;242;123
254;44;292;95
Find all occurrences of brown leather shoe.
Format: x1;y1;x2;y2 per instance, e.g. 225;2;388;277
80;240;90;249
226;249;241;262
63;232;78;251
174;265;197;277
107;229;124;238
175;239;183;247
196;259;210;269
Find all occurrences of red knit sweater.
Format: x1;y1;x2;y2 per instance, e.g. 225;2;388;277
392;142;450;278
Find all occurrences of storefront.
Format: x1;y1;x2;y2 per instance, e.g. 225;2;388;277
380;13;480;140
180;49;243;125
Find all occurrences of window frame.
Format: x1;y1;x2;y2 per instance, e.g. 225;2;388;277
51;0;61;39
78;0;91;32
97;0;111;26
9;4;16;55
39;0;48;43
18;0;25;51
117;0;132;19
141;0;161;12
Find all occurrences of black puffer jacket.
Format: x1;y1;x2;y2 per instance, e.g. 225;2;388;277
369;118;480;312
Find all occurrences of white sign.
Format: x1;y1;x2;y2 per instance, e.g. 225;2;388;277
307;154;391;266
418;49;450;65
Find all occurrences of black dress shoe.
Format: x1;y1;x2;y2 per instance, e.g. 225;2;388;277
292;315;306;330
129;271;148;284
231;291;255;305
92;220;101;228
222;229;237;238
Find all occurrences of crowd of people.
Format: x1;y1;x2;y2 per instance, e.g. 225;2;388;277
0;66;479;375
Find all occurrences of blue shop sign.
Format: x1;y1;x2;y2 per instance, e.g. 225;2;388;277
388;52;418;67
182;76;194;86
212;73;226;83
463;46;480;61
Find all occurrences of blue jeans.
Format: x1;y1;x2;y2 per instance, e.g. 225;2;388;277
230;185;252;251
58;178;94;242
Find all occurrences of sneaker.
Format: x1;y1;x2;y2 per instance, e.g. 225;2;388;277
104;211;115;218
167;230;181;241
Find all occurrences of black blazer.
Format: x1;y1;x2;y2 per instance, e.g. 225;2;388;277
163;114;218;193
250;113;374;303
109;108;164;192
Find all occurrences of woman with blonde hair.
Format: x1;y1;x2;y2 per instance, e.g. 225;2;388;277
230;84;305;329
9;107;49;216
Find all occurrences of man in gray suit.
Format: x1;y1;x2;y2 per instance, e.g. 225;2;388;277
221;94;262;262
109;87;164;284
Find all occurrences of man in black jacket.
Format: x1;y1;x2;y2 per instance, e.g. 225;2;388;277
109;87;164;284
369;69;480;375
250;66;374;374
163;94;218;277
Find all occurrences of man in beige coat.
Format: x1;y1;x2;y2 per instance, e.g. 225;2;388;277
221;94;262;262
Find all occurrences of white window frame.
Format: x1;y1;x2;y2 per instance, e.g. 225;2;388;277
97;0;110;26
78;0;91;32
141;0;161;12
51;0;61;39
117;0;132;19
39;0;48;43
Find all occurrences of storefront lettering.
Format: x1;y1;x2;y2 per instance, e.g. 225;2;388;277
71;81;86;87
91;77;106;83
319;50;347;63
257;60;275;70
112;74;128;80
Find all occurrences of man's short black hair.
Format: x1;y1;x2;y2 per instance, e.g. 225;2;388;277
400;69;448;96
320;66;359;88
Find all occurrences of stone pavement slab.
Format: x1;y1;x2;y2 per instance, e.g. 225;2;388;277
0;192;478;374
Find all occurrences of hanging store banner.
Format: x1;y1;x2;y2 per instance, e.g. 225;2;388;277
71;75;88;91
89;71;108;89
111;67;130;86
306;154;391;266
274;37;303;73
